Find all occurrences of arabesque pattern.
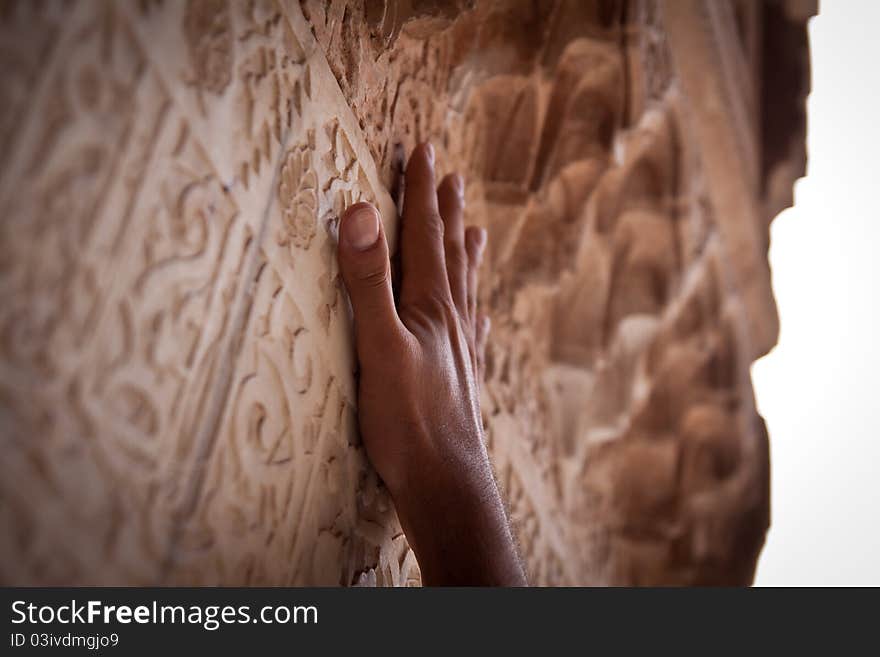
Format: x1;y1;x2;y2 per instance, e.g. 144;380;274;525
0;0;813;585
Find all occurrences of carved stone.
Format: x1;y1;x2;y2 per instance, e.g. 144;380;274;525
0;0;813;585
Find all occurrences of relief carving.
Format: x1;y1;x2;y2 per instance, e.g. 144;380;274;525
183;0;233;98
0;0;812;585
277;144;319;250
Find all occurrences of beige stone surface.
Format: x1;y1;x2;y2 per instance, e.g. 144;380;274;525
0;0;813;585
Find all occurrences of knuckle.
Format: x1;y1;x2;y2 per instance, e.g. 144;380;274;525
434;297;460;329
361;323;406;358
464;228;486;265
445;243;468;270
357;263;389;289
426;211;444;240
409;293;458;329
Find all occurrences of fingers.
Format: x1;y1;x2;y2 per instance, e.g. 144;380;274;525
438;173;467;317
337;202;404;355
464;226;487;327
476;314;490;381
400;143;450;306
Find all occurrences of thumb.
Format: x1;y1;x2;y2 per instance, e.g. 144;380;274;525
337;202;403;355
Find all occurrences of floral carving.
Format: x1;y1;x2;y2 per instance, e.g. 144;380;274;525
277;146;319;250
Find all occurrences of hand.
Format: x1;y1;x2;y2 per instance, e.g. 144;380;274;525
336;143;526;586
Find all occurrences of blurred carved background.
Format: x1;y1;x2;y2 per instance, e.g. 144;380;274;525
0;0;813;585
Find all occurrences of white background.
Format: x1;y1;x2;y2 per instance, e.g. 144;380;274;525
752;1;880;585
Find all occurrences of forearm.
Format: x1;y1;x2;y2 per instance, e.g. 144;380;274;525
393;465;527;586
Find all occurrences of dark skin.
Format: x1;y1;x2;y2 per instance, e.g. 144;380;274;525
336;142;527;586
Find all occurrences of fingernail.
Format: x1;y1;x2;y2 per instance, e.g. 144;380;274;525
342;204;379;251
452;173;464;198
425;142;434;165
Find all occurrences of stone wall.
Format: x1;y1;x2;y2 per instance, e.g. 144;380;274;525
0;0;813;585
